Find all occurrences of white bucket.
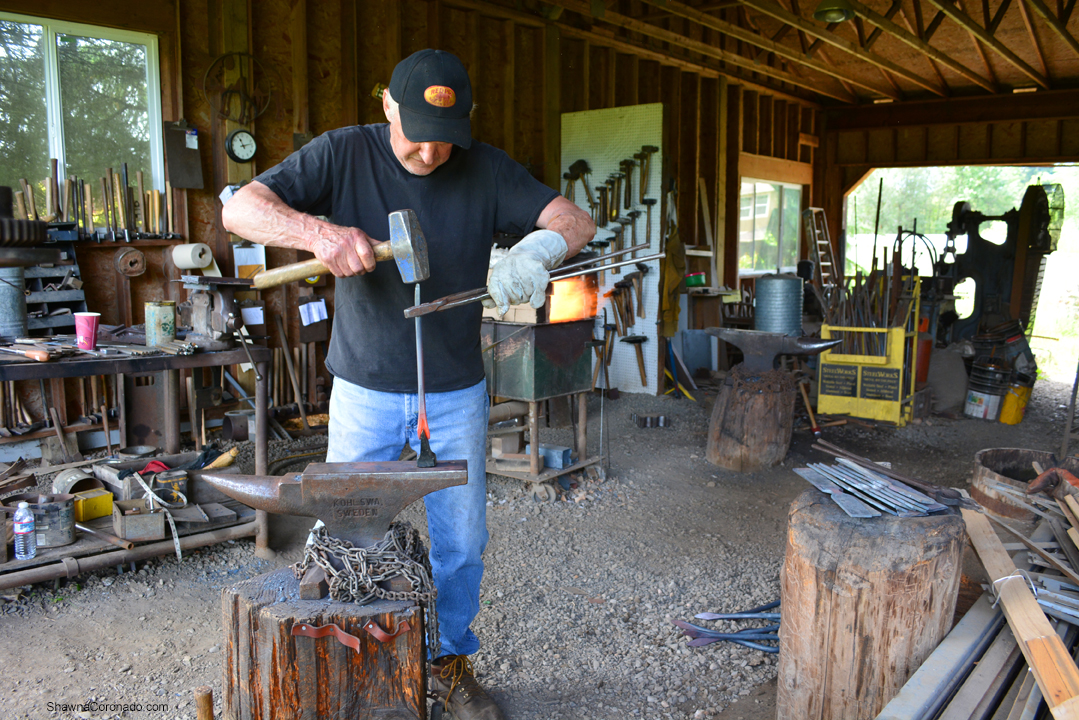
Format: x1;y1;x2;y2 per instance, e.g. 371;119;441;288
964;387;1002;420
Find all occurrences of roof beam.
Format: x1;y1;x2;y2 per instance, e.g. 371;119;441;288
629;0;897;98
1016;0;1050;78
989;0;1014;32
863;0;903;49
847;0;997;91
923;0;1049;87
824;87;1079;129
544;0;860;101
1024;0;1079;59
739;0;948;95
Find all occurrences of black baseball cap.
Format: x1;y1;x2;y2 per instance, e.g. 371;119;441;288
389;49;473;149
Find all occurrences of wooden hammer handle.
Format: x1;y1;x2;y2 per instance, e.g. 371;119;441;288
252;241;393;289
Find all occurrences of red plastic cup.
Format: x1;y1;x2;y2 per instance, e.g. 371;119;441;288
74;312;100;350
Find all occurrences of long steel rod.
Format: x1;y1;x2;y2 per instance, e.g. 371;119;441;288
405;251;666;318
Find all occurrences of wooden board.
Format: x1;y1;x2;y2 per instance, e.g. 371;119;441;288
962;508;1079;719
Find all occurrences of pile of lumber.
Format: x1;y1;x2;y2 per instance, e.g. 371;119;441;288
878;507;1079;719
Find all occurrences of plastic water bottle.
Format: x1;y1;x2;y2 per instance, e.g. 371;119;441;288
13;502;35;560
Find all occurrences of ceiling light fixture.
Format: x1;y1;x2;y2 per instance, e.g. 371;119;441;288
872;97;894;104
1012;86;1038;93
813;0;856;22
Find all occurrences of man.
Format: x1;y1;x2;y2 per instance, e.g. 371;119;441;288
222;49;594;719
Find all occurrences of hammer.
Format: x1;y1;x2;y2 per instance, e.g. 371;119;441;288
250;209;430;289
621;335;648;386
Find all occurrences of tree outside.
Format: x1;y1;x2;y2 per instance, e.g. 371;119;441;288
844;164;1079;382
0;18;153;221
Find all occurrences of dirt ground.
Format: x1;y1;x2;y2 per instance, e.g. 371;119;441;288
0;375;1072;720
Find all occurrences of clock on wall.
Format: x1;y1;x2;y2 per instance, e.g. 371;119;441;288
225;129;257;163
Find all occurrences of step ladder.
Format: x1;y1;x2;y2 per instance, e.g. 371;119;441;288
802;208;841;290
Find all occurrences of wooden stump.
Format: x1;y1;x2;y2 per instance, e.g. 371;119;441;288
777;490;966;720
222;568;426;720
706;365;796;472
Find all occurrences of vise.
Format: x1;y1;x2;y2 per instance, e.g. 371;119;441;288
177;275;253;352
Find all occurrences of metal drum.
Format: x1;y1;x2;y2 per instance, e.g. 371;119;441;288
755;273;803;336
0;266;27;338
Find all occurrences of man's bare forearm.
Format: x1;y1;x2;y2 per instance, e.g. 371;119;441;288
537;195;595;259
222;181;325;252
221;181;376;276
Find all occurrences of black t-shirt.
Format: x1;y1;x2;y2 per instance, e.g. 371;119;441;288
254;124;558;393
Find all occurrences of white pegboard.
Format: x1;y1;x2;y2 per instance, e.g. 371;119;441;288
562;104;664;395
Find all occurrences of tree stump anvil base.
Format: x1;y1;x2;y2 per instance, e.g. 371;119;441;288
223;567;427;720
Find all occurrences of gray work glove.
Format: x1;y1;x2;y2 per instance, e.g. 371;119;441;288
484;230;569;317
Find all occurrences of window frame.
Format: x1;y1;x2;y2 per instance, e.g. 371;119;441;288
738;178;803;277
0;11;165;190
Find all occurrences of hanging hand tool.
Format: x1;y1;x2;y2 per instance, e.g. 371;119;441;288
608;225;625;275
619;159;637;210
642;198;657;246
620;335;649;386
569;159;595;211
638;145;659;201
606;175;623;222
251;209;429;289
595;186;608;228
406;250;663;319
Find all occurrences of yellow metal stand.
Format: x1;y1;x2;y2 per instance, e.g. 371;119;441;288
817;278;920;426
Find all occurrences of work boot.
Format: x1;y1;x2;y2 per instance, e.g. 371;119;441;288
430;654;506;720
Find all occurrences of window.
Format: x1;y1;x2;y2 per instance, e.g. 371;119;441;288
738;179;802;274
0;13;163;208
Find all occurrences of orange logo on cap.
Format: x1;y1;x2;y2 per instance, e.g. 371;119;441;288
424;85;456;108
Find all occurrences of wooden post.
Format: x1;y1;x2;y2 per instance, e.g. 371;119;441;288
222;568;426;720
195;686;213;720
777;491;966;719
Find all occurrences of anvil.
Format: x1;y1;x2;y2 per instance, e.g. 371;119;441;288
704;328;842;373
199;461;468;549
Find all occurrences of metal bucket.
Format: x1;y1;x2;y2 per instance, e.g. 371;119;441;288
754;273;803;336
145;301;176;347
52;468;104;495
0;266;27;339
964;381;1004;420
5;492;76;547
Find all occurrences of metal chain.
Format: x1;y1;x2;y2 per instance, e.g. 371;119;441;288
293;522;441;657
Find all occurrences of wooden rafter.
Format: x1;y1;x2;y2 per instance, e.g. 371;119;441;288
543;0;858;101
898;6;957;92
956;0;1003;84
863;0;903;49
579;0;894;99
924;0;1049;86
1024;0;1079;58
989;0;1014;32
738;0;949;95
1016;0;1050;77
847;0;996;91
924;9;948;40
1065;0;1077;23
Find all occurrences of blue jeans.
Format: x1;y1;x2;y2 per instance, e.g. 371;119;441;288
327;376;490;658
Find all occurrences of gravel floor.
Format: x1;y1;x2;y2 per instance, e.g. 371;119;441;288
0;375;1071;720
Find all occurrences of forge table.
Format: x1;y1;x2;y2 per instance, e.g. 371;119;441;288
0;346;273;553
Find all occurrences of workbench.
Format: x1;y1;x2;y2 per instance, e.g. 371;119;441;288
0;346;273;554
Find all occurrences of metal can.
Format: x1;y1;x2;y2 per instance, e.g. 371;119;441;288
145;301;176;347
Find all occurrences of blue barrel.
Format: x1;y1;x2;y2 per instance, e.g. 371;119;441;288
755;273;803;336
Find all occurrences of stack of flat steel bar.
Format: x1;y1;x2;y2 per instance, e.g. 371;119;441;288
795;459;948;518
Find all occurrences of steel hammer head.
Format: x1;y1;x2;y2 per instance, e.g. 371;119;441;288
388;209;430;284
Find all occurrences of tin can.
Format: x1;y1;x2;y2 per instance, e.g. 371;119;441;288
145;301;176;347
